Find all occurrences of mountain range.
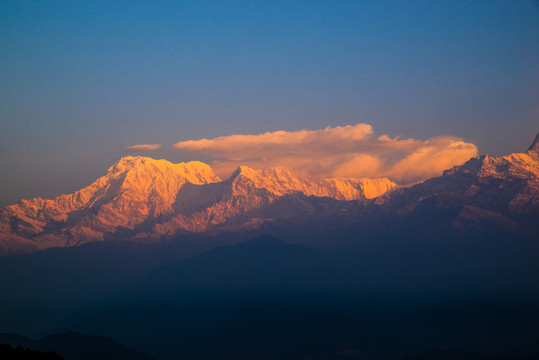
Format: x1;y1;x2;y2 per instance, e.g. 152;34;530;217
1;133;538;255
1;134;538;359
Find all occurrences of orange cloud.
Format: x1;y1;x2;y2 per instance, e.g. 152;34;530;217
173;124;478;184
126;144;161;151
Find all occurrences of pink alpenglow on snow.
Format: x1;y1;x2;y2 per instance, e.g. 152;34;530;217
173;124;478;184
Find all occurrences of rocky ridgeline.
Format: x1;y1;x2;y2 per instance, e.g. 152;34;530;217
0;156;396;254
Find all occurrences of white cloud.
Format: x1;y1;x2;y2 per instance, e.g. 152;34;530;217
126;144;161;151
173;124;478;184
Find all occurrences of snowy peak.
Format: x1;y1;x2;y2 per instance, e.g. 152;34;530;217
228;165;396;200
0;157;399;254
390;133;539;218
3;133;539;255
108;156;221;185
528;132;539;154
230;165;262;181
87;156;222;220
352;178;398;200
0;157;224;253
443;136;539;182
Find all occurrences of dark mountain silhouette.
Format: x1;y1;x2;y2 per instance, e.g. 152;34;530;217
400;349;539;360
57;236;539;360
0;332;154;360
0;231;254;337
0;343;64;360
126;235;330;296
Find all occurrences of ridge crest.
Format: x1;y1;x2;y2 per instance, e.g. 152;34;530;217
527;132;539;153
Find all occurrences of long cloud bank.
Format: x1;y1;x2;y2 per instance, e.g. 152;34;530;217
171;124;477;184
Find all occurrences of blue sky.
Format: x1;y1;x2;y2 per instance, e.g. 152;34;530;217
1;1;538;205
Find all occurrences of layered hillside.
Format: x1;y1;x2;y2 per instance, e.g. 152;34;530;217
0;157;395;254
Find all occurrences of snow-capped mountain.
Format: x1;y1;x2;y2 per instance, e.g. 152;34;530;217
0;157;221;253
0;156;395;254
1;134;537;255
380;133;539;230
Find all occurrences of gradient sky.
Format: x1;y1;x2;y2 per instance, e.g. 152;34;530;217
1;0;538;205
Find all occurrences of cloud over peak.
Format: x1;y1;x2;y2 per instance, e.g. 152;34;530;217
173;124;478;184
126;144;161;151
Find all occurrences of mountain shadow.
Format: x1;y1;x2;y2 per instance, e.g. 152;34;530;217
58;235;539;360
0;230;256;337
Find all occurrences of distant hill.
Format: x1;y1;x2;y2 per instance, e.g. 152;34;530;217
0;343;64;359
126;235;330;297
58;236;539;360
401;349;539;360
0;332;155;360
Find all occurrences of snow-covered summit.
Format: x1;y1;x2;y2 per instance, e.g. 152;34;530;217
386;134;539;219
0;158;395;254
107;156;220;182
227;165;396;200
2;131;537;255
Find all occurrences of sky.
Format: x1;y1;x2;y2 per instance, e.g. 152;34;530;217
1;0;538;205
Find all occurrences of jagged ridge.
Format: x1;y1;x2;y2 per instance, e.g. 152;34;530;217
0;157;395;254
380;133;539;229
2;132;538;255
0;157;221;253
